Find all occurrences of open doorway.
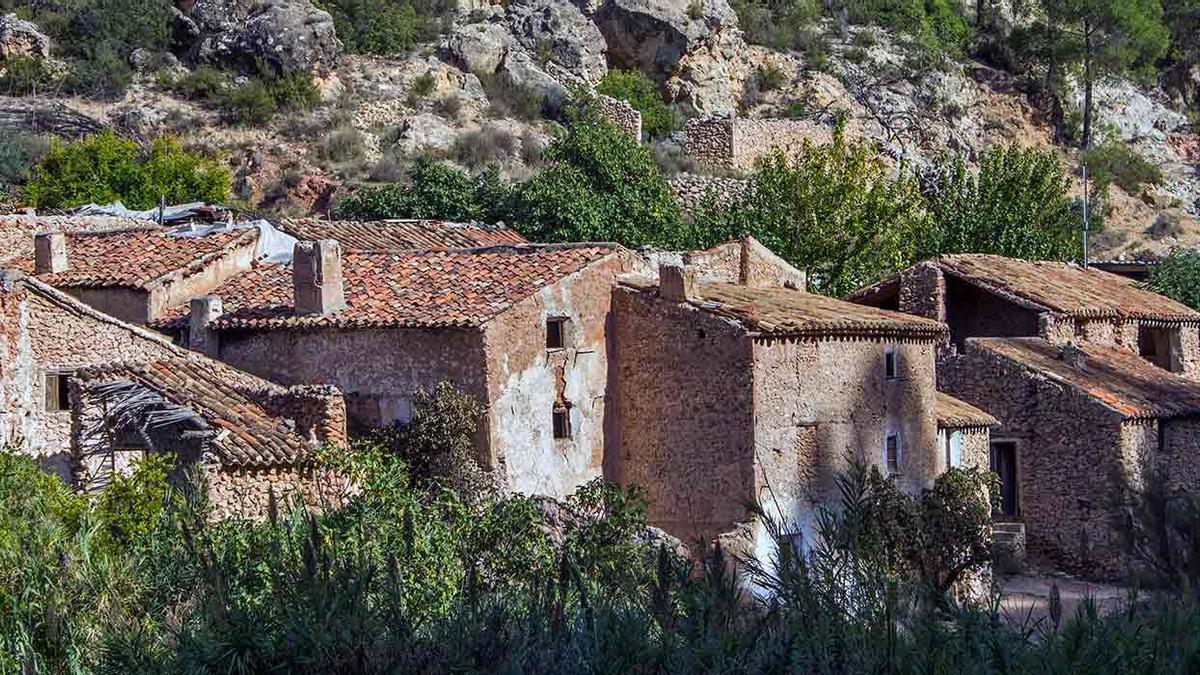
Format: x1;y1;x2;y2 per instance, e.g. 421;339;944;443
990;440;1019;518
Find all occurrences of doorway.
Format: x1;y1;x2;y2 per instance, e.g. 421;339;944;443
989;440;1019;518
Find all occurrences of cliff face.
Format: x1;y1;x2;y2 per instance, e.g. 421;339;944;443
2;0;1198;260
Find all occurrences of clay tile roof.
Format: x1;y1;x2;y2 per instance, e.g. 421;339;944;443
855;255;1199;323
935;391;998;428
9;227;258;290
278;218;528;251
76;355;311;468
0;214;152;265
154;244;618;331
689;282;948;339
971;337;1200;420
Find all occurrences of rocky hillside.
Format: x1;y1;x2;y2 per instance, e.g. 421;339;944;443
1;0;1198;260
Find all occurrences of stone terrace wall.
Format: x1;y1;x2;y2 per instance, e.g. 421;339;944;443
599;95;642;140
685;116;833;171
668;174;751;213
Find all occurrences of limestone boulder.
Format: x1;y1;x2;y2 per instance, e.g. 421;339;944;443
505;0;607;83
445;21;514;75
499;49;569;113
0;13;52;60
181;0;342;73
592;0;744;113
392;112;459;155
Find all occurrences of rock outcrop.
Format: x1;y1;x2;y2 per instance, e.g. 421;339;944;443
0;13;51;60
179;0;342;73
505;0;608;83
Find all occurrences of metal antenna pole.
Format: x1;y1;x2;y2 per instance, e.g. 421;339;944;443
1082;162;1089;268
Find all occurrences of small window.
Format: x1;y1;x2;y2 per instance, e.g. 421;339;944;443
884;347;898;380
1158;420;1167;453
945;430;963;468
552;406;571;439
885;434;900;475
44;373;70;412
546;318;567;349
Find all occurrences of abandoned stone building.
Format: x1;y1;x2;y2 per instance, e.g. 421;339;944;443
0;271;348;517
851;254;1200;576
611;266;987;559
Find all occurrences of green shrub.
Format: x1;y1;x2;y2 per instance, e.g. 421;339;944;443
314;0;452;54
1083;140;1164;195
23;132;230;210
0;55;58;95
597;69;676;138
410;72;437;98
0;132;49;191
223;79;278;125
336;158;509;221
168;65;229;101
1149;248;1200;311
321;125;367;164
479;71;547;121
451;124;520;170
756;62;788;91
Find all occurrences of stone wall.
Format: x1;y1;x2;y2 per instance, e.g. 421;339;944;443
483;251;635;497
0;215;150;265
598;94;642;140
939;342;1134;578
684;116;832;171
667;174;751;213
261;384;349;448
0;276;179;478
207;464;350;520
216;326;489;433
612;286;756;543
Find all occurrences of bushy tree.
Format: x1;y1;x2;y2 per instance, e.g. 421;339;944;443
335;159;511;221
924;144;1082;261
596;70;676;138
22;132;230;210
315;0;453;53
510;93;684;247
1149;248;1200;310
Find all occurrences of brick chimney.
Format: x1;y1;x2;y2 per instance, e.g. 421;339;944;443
659;264;695;302
188;295;223;357
293;240;346;316
34;232;68;274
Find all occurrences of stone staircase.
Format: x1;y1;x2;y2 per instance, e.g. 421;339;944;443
993;521;1026;573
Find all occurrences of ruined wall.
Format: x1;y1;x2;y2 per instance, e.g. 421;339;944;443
667;174;751;213
64;287;153;324
944;275;1043;351
216;326;489;432
0;280;180;478
1162;417;1200;488
149;239;258;322
598;94;642;140
681;237;806;290
261;384;349;448
482;253;634;497
751;337;941;551
612;287;756;542
957;427;991;470
206;464;350;520
684;116;832;171
939;343;1131;578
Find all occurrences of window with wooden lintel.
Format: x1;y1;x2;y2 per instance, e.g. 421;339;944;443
552;406;571;439
44;373;70;412
546;317;567;349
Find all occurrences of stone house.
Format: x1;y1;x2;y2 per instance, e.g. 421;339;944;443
610;266;984;560
10;226;262;324
851;254;1200;576
0;271;347;517
155;241;641;497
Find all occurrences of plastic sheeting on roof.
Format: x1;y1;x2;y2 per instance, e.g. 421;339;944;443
168;219;298;264
73;201;229;225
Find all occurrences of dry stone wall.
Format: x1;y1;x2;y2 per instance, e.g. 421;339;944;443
667;174;751;213
684;116;832;171
207;464;350;520
598;94;642;140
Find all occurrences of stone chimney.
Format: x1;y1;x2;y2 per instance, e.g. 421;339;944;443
1060;342;1086;369
188;295;223;357
33;232;68;274
659;264;695;302
293;240;346;316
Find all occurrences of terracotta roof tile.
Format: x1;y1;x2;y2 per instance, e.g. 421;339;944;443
154;244;617;331
971;337;1200;419
9;227;257;290
935;391;998;428
689;282;948;339
854;255;1199;323
278;219;528;251
0;215;152;265
77;355;312;468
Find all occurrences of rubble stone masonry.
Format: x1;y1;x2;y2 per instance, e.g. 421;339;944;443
684;116;833;171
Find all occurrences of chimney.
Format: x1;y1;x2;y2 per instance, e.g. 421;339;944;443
1060;342;1086;369
188;295;223;357
293;240;346;316
659;264;695;302
34;233;67;274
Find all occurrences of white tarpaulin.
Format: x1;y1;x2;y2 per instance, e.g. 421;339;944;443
73;201;229;225
167;219;298;264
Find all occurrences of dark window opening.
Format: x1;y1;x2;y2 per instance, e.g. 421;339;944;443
1158;420;1167;453
885;434;899;475
1139;324;1181;373
44;373;70;412
884;348;897;379
990;441;1019;518
546;318;566;349
552;406;571;439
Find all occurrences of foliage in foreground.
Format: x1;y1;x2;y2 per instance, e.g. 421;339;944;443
1149;248;1200;311
21;132;230;210
596;70;676;138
